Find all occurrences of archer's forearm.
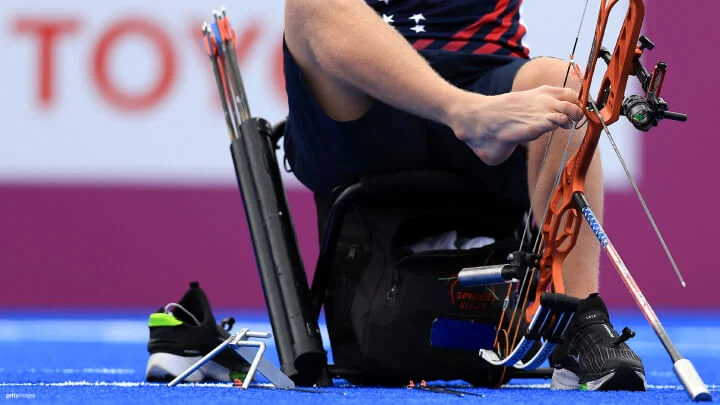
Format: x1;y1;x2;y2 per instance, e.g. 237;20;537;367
284;0;476;126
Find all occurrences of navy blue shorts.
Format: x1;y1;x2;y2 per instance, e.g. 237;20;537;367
283;42;530;209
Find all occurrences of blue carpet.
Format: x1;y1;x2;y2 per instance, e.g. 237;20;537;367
0;310;717;404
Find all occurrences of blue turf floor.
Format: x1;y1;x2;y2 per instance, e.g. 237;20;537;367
0;310;718;404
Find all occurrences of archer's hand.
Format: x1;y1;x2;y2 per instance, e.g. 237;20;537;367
448;85;584;165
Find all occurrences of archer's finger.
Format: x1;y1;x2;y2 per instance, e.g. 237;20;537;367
549;113;574;130
555;100;584;122
543;86;579;103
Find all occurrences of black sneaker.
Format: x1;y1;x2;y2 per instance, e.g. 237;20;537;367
550;293;646;391
145;281;249;382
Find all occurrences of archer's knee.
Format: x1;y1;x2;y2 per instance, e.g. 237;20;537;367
512;57;582;93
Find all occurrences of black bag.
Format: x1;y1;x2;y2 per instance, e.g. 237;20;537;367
315;188;525;386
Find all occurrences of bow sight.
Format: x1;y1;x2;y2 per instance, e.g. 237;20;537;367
597;35;688;131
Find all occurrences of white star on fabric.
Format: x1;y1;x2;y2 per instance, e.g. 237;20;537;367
377;0;389;4
409;14;425;24
382;14;395;24
410;25;425;33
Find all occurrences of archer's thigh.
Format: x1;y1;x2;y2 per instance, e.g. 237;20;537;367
464;57;529;96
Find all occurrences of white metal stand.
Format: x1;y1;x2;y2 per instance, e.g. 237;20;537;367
167;328;295;390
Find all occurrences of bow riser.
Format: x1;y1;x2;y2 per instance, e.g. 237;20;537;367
525;0;646;323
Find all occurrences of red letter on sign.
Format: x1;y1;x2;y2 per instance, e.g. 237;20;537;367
14;18;80;108
93;18;176;111
271;40;287;105
235;21;261;66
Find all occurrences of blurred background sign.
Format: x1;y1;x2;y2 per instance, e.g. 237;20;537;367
2;0;289;186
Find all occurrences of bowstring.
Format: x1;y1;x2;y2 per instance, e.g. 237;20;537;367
502;0;592;355
518;0;591;255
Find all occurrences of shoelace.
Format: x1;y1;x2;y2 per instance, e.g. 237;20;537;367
164;303;236;334
164;303;201;326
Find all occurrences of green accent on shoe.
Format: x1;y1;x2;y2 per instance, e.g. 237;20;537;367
230;370;248;381
148;313;183;327
580;384;588;391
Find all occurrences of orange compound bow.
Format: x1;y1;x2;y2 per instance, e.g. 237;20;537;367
458;0;710;401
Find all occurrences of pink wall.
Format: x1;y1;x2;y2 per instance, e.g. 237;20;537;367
0;185;318;309
596;1;720;308
1;2;717;310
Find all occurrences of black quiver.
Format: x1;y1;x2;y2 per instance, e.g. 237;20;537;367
229;117;327;385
